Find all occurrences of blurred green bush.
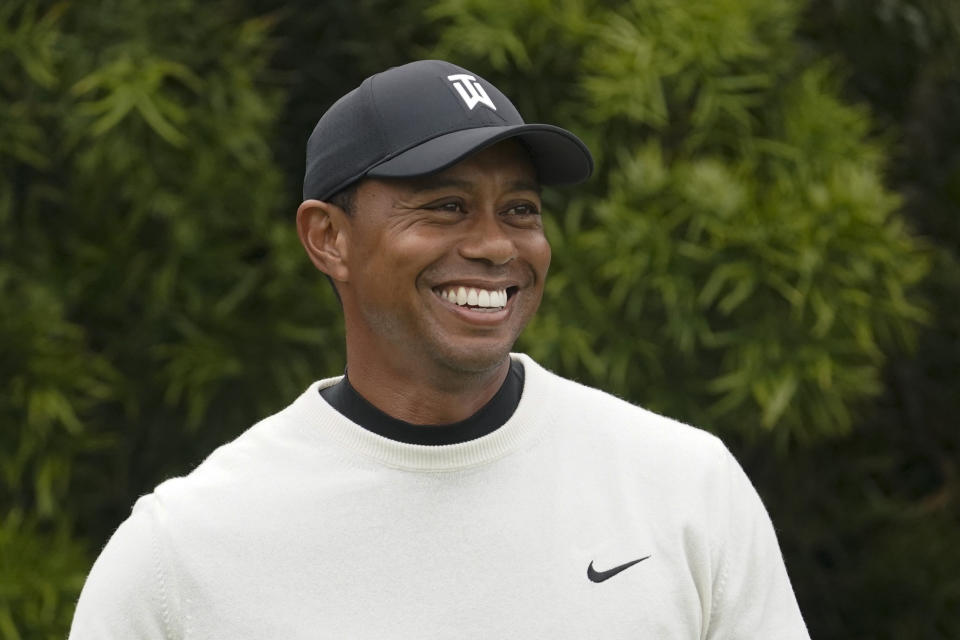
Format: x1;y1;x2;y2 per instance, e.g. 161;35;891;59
1;1;343;636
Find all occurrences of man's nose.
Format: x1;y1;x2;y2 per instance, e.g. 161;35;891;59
458;211;517;266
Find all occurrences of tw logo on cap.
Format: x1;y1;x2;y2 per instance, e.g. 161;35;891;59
447;74;497;111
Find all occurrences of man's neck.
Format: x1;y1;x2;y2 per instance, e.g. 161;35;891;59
343;354;511;426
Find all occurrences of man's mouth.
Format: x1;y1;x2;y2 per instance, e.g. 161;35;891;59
434;286;516;312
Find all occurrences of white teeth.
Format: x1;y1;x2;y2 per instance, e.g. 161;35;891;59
438;286;508;309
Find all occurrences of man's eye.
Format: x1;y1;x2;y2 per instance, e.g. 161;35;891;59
506;203;539;216
429;201;464;213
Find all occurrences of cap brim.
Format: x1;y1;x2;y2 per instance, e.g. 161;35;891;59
366;124;593;186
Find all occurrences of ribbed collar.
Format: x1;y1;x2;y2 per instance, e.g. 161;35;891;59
318;358;524;446
286;354;554;471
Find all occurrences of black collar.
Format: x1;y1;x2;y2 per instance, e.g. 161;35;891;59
319;359;524;446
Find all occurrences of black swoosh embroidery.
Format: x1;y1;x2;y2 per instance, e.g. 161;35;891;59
587;555;651;583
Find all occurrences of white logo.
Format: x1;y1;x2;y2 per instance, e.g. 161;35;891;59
447;74;497;111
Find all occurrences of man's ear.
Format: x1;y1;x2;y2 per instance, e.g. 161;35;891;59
296;199;350;282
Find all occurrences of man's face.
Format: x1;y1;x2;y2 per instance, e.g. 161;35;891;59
340;140;550;380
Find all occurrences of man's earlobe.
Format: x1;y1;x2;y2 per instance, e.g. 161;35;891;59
296;199;350;282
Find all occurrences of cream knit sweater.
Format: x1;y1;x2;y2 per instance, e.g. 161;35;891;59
70;354;809;639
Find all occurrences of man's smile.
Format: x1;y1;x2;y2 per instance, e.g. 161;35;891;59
431;284;521;319
435;285;512;309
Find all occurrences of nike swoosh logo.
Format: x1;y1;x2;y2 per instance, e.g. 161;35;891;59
587;555;651;583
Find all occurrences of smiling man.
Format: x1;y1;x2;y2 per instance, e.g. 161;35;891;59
300;140;549;427
70;60;809;639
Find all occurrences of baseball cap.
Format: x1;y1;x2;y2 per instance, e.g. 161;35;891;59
303;60;593;202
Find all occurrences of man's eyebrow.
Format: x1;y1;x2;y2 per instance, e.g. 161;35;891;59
510;179;542;195
409;177;542;195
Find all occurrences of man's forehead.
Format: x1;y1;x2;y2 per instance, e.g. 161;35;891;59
404;175;541;196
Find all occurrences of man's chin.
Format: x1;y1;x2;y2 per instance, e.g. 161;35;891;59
429;342;515;378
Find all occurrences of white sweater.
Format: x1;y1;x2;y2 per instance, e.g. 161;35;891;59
70;354;809;639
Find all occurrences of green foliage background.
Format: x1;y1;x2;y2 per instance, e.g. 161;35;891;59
1;0;957;637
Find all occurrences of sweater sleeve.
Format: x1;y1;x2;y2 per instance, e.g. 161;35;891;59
69;497;177;640
706;447;810;640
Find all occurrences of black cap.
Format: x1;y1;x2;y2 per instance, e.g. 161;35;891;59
303;60;593;202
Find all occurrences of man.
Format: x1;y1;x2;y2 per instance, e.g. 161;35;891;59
70;60;809;638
